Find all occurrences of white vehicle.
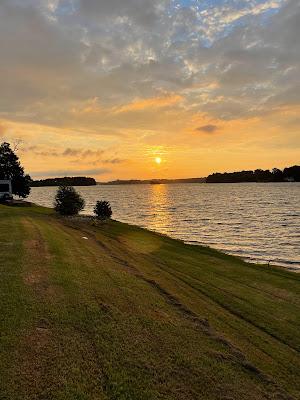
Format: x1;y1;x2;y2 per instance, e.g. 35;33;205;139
0;180;13;201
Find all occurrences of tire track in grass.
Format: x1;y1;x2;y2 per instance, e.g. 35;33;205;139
12;218;75;398
101;227;300;399
155;259;300;354
72;225;296;399
146;259;299;400
49;218;297;399
54;220;173;399
14;217;109;400
12;217;59;398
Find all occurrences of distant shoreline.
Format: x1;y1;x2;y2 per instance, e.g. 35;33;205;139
30;165;299;186
31;176;97;187
98;178;206;185
30;180;300;187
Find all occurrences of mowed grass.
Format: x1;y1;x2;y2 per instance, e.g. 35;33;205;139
0;204;299;400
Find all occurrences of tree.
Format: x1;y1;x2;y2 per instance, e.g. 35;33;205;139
0;142;31;198
272;168;283;182
283;166;300;182
54;186;85;216
94;200;112;220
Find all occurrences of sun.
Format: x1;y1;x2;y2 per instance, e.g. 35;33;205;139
155;157;162;165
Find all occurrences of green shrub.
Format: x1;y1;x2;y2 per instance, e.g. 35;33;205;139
94;200;112;220
54;186;85;216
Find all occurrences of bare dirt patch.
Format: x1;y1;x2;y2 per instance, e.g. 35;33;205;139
12;219;61;397
14;323;55;399
21;218;62;302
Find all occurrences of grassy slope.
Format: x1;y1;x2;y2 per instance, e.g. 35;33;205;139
0;204;299;400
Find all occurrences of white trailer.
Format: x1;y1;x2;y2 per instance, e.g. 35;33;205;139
0;180;13;201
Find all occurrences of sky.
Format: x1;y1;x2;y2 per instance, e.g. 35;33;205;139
0;0;299;180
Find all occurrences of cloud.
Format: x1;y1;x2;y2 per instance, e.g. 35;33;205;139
81;149;105;158
32;168;111;179
196;124;218;133
102;158;125;164
78;0;166;27
0;0;299;155
0;123;7;137
63;148;81;157
198;0;286;40
20;146;60;157
115;95;183;113
20;146;107;160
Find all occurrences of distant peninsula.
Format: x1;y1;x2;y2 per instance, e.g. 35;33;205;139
98;177;206;185
99;166;299;185
206;165;300;183
31;177;97;187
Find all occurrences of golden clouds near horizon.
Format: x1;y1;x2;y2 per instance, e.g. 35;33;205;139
1;110;299;182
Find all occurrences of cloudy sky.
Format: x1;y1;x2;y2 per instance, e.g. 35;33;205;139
0;0;299;180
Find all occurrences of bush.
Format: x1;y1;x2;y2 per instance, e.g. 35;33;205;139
54;186;85;216
94;200;112;220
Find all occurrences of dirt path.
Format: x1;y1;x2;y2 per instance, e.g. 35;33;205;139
10;218;57;398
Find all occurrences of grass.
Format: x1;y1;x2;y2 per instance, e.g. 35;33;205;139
0;203;299;400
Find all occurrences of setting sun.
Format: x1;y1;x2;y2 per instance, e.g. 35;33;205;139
155;157;162;165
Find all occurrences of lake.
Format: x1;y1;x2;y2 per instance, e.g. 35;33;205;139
28;183;300;270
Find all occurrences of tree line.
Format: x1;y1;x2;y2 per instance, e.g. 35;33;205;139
31;177;97;187
206;166;300;183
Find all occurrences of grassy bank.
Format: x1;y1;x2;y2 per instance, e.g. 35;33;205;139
0;203;299;400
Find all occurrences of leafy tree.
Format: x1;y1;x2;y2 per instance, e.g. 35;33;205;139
54;186;85;216
283;166;300;182
0;142;31;198
94;200;112;220
272;168;283;182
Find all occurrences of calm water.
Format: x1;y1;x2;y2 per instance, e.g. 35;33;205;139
28;183;300;270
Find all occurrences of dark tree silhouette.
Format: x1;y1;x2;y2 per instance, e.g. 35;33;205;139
31;177;96;187
206;166;299;183
0;142;31;198
272;168;283;182
283;166;300;182
94;200;112;220
54;186;85;216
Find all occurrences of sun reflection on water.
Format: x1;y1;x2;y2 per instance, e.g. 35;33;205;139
148;184;172;231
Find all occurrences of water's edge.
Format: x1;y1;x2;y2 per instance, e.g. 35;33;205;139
28;183;300;270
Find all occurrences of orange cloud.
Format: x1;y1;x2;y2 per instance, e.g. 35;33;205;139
115;94;183;114
0;122;7;137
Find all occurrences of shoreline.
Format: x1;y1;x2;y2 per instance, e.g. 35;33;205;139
65;212;300;273
11;200;300;272
3;200;299;276
28;183;300;273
